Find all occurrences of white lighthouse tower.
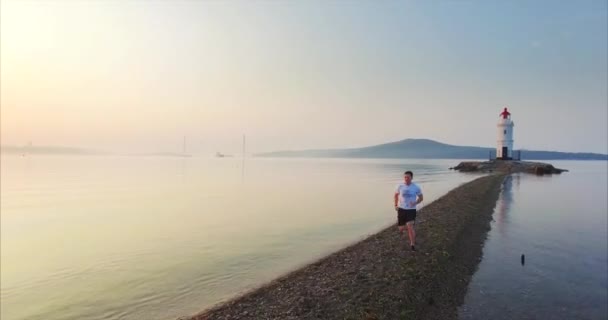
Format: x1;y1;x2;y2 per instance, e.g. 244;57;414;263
496;107;514;160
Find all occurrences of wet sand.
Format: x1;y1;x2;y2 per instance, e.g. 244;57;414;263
182;173;506;320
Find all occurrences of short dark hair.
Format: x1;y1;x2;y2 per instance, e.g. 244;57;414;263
404;170;413;177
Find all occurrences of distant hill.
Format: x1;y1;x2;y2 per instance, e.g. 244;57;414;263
1;145;101;155
0;146;196;157
255;139;608;160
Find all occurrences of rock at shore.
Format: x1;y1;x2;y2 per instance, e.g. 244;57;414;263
450;159;567;175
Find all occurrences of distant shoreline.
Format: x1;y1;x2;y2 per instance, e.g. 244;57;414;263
2;150;607;161
3;137;607;160
181;173;506;320
254;138;608;160
255;153;608;161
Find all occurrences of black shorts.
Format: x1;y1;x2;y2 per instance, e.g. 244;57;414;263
397;208;416;226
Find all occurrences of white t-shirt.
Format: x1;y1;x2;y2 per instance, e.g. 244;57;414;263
395;182;423;210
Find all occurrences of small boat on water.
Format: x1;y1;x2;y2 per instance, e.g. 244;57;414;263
216;152;233;158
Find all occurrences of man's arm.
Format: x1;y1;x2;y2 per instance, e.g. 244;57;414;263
416;193;424;204
416;186;424;204
394;192;399;209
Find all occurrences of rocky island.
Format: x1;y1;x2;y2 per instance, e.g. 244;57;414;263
450;159;568;175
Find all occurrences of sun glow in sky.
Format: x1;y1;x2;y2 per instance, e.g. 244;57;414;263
1;0;607;154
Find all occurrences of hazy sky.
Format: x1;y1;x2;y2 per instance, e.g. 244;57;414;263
1;0;607;155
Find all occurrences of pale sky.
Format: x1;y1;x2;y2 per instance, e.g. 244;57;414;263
1;0;607;155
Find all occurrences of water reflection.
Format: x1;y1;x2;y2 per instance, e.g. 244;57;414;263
1;156;482;320
494;174;519;237
179;158;187;184
458;168;607;320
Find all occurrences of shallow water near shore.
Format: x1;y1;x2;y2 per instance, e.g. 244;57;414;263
458;161;608;320
1;155;481;320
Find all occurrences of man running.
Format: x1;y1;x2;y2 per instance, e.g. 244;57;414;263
394;170;423;251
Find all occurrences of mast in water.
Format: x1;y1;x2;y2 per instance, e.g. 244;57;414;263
242;134;246;179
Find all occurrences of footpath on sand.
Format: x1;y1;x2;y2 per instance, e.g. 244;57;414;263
183;173;507;320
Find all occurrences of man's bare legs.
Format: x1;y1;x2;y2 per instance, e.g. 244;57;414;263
406;221;416;251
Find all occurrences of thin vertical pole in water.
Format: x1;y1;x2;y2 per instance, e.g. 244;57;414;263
241;134;246;180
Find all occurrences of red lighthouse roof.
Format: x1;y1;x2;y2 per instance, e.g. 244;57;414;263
500;107;511;119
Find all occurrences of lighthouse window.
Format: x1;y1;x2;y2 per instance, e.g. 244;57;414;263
504;130;506;134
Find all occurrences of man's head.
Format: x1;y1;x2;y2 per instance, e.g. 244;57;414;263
404;171;413;184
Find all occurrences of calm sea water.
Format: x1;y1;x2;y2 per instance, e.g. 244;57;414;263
458;161;608;320
1;155;481;320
